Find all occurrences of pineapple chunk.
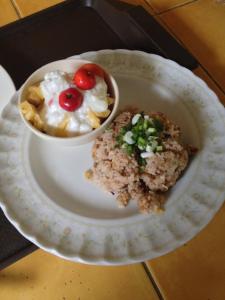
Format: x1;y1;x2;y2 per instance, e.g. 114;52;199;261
87;109;101;129
27;85;44;107
107;96;114;105
20;101;36;121
20;101;44;130
54;116;70;137
94;109;111;118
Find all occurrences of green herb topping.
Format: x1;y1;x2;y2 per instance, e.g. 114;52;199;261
115;113;165;166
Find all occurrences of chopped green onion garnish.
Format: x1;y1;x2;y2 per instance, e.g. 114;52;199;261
147;127;156;134
143;120;149;130
146;145;153;152
132;114;141;125
150;140;158;152
123;131;135;144
153;119;164;131
115;113;165;165
156;145;163;152
138;156;147;166
126;145;134;155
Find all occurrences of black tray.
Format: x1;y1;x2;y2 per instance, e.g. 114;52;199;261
0;0;197;269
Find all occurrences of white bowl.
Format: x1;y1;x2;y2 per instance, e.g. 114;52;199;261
18;59;119;146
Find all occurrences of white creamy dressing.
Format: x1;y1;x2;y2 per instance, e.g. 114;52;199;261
39;71;109;134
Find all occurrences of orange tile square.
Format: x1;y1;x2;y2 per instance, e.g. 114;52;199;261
146;202;225;300
159;0;225;93
12;0;154;17
0;0;18;26
0;250;159;300
12;0;64;17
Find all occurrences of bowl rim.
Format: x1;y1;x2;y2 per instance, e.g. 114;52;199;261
18;58;119;141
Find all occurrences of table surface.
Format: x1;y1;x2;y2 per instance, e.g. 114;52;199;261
0;0;225;299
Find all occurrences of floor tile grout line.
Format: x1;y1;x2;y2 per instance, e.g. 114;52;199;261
141;0;225;96
154;13;225;98
142;262;165;300
10;0;22;18
143;0;157;14
155;0;198;15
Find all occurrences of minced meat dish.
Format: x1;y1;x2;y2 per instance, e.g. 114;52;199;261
87;111;195;213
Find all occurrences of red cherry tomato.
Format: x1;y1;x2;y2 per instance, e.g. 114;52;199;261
73;68;96;90
81;63;105;78
59;88;83;112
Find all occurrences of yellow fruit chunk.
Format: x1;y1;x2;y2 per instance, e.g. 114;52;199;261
107;96;114;105
20;101;44;130
87;109;101;129
20;101;36;120
94;109;111;118
54;116;70;137
33;114;44;131
27;85;44;107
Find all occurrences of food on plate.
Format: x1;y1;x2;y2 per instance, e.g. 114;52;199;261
87;111;196;213
19;63;114;137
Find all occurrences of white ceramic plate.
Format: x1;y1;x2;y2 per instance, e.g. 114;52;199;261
0;65;15;113
0;50;225;265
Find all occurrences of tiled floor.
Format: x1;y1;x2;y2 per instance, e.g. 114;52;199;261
11;0;64;17
11;0;154;16
158;0;225;93
0;250;159;300
0;0;18;26
146;204;225;300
